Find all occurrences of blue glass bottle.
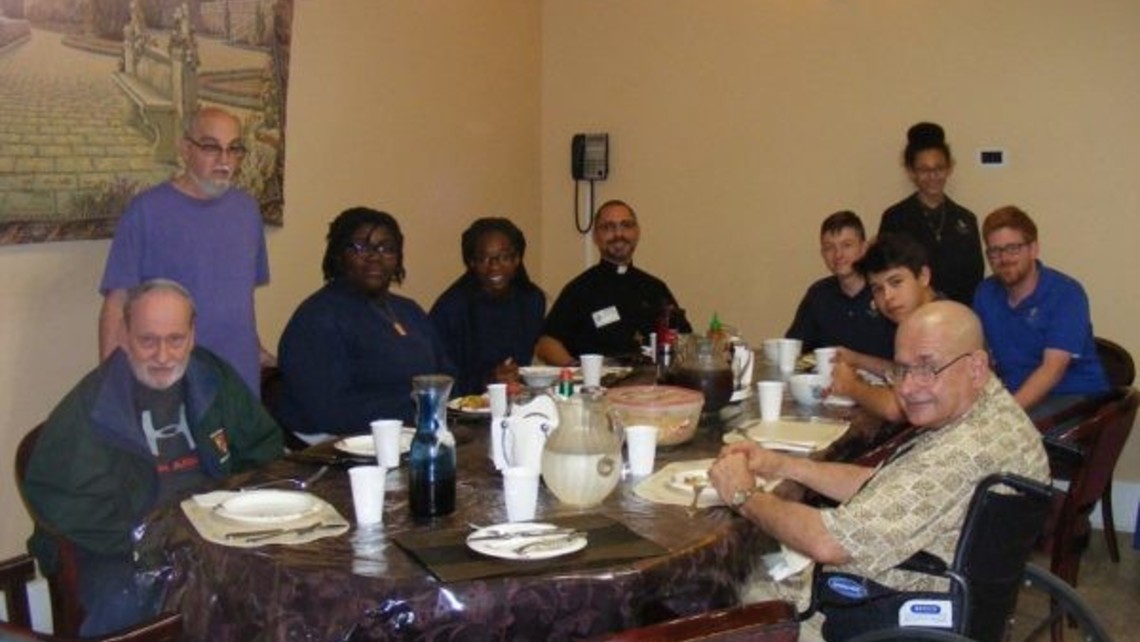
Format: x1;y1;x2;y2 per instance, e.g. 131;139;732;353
409;374;457;518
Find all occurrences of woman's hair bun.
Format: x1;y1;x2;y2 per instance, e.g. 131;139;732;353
907;122;945;146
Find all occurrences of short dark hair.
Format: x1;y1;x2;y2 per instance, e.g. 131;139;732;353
855;233;929;278
903;121;953;168
982;205;1038;244
820;210;865;240
460;217;535;287
322;207;406;283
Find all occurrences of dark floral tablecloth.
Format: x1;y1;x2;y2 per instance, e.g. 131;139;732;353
144;390;889;642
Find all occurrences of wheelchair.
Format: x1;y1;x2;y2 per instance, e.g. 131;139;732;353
799;473;1114;642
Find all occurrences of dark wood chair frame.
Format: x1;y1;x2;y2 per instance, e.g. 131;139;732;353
1092;336;1135;562
13;427;184;641
592;600;799;642
15;424;85;637
1041;386;1138;586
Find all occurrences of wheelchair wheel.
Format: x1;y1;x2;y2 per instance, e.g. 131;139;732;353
1007;564;1114;642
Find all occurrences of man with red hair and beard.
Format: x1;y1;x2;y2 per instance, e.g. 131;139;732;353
973;206;1108;418
24;279;281;636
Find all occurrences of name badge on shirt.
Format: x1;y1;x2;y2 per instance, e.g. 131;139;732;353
592;306;621;329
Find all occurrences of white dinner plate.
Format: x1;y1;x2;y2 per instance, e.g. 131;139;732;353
333;428;415;458
448;394;492;415
214;490;321;525
738;419;847;453
466;522;588;561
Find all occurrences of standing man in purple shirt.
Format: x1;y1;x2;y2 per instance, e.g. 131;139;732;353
99;107;272;396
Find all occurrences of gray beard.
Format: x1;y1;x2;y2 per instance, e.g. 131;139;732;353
190;172;231;199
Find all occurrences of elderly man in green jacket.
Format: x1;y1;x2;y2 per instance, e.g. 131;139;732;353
22;279;282;636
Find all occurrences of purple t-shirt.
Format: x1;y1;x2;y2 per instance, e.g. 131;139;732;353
100;182;269;395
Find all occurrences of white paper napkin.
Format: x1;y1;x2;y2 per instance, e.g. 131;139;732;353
763;545;813;581
183;490;349;548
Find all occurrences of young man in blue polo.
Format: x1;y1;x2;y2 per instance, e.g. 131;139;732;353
973;206;1108;418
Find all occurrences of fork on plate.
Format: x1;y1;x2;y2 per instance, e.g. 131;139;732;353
240;465;330;492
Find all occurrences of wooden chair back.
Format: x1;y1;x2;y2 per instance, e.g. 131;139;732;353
1095;337;1135;387
14;424;85;637
0;612;182;642
260;365;311;451
1043;387;1138;585
594;600;799;642
0;553;36;627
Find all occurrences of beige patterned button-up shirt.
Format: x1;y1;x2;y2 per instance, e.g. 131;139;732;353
819;376;1049;591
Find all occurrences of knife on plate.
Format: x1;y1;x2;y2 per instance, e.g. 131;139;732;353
467;528;580;542
227;522;348;542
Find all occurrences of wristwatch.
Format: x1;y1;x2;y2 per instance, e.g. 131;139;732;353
729;486;760;511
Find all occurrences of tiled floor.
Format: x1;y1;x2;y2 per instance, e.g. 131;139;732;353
1012;530;1139;641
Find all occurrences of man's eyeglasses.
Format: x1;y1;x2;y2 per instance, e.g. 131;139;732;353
984;242;1029;260
473;251;519;267
595;219;638;234
346;241;399;258
186;138;248;159
884;352;973;387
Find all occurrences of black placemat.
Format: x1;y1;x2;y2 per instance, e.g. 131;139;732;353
392;514;669;583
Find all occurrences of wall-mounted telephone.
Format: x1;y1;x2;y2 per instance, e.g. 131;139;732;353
571;133;609;181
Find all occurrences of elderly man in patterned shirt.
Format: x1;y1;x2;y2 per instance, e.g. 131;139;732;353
710;300;1049;641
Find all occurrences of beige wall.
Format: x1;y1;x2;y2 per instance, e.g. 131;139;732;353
539;0;1140;481
0;0;541;557
3;0;1138;557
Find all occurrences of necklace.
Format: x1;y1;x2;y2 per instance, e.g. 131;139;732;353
373;297;407;337
922;201;947;243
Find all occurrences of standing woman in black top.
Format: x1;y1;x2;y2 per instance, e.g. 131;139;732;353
879;122;983;305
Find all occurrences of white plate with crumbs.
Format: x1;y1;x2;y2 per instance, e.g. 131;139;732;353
214;490;321;525
668;469;719;501
333;429;415;457
447;394;492;415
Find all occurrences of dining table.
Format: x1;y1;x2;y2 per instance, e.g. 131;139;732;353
140;367;899;642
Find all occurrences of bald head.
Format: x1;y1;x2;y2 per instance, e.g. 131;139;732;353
893;301;990;429
898;300;984;356
184;106;241;139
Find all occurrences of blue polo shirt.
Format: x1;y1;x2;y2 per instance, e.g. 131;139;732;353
973;261;1108;396
786;276;895;359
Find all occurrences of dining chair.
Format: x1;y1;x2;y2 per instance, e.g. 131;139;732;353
1094;337;1135;388
1041;386;1138;586
2;552;182;642
14;424;85;637
0;553;36;628
1092;336;1135;562
593;600;799;642
260;365;313;452
0;611;183;642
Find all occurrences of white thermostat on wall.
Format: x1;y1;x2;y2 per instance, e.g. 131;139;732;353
978;148;1006;167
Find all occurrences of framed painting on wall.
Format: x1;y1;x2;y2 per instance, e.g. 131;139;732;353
0;0;293;245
